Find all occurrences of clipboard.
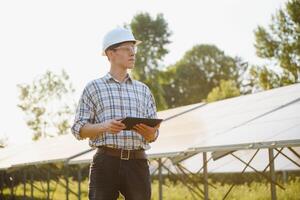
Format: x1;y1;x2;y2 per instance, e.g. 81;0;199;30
120;117;163;130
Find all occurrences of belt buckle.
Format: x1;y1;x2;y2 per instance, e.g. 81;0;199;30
121;149;130;160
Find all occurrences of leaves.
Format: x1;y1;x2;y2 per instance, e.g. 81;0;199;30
17;70;76;140
206;80;240;103
129;12;172;110
161;44;248;107
253;0;300;87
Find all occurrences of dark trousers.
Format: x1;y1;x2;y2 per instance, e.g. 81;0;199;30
88;149;151;200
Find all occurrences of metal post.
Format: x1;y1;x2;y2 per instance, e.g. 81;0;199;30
158;158;163;200
47;170;50;200
0;172;3;196
65;168;69;200
30;173;34;200
23;170;27;199
203;152;208;200
282;171;287;184
10;175;14;198
268;148;277;200
78;167;82;200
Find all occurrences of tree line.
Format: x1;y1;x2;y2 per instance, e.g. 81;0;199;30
15;0;300;141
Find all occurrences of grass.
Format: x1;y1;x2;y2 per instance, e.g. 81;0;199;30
2;177;300;200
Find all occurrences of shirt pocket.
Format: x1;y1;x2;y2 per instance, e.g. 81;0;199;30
127;92;147;118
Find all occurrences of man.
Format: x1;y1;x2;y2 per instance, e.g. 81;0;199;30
71;27;160;200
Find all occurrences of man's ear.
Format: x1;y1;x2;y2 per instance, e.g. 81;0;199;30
106;50;113;61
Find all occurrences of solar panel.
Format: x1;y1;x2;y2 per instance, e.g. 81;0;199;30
0;134;90;169
0;143;34;169
191;95;300;151
147;83;300;155
68;149;95;165
158;103;205;120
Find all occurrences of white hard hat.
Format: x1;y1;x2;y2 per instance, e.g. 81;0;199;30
102;27;142;56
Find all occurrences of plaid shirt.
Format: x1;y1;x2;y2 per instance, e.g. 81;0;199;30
71;73;159;150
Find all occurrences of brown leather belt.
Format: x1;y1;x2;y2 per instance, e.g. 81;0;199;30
97;146;147;160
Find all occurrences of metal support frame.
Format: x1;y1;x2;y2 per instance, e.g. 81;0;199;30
203;152;208;200
177;162;216;189
282;171;287;183
230;152;285;189
223;149;260;200
47;169;50;200
269;148;277;200
288;147;300;159
158;158;163;200
152;156;206;199
39;165;78;200
175;163;205;197
210;147;289;200
154;153;215;200
30;172;34;200
65;167;69;200
78;166;82;200
1;145;299;200
150;158;168;176
10;174;14;198
216;146;300;199
275;148;300;168
160;160;204;199
197;156;213;174
47;171;77;198
0;172;3;196
23;170;27;199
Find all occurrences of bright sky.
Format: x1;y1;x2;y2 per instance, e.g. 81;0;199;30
0;0;286;146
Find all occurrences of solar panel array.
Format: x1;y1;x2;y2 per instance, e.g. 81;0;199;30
0;83;299;172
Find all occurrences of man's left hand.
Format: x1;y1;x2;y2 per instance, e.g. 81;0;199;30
133;123;160;142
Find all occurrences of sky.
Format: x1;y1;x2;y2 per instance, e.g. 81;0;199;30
0;0;287;146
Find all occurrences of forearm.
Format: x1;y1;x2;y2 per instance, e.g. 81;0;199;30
79;123;107;139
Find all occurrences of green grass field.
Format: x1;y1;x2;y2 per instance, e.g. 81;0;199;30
2;177;300;200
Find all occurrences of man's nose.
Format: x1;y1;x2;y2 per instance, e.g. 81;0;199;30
129;48;135;56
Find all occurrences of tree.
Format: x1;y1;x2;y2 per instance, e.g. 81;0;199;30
128;12;172;110
206;80;240;102
162;44;248;107
254;0;300;88
249;65;295;90
17;70;76;140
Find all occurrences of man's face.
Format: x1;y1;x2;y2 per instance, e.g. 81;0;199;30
108;42;136;69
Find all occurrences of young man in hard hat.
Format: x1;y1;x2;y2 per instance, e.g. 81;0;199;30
71;27;160;200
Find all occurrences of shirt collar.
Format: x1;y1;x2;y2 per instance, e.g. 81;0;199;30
104;72;133;84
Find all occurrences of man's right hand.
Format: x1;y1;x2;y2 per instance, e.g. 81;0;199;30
102;119;126;134
79;119;126;140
